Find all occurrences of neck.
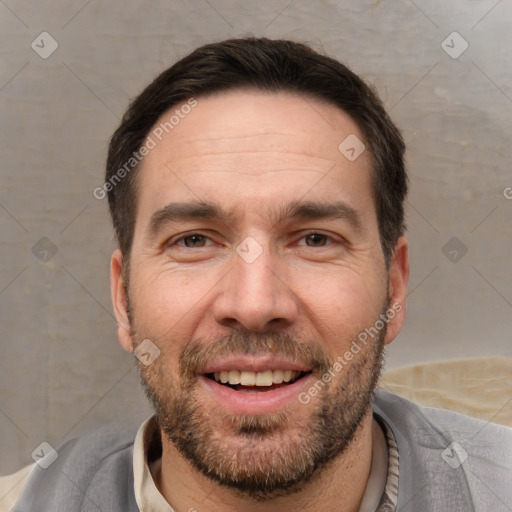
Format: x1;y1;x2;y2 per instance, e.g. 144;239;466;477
156;411;375;512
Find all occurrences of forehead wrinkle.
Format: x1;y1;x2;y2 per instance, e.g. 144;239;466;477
158;153;342;183
165;128;348;164
164;149;341;169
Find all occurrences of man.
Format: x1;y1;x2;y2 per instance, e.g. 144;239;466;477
12;37;512;511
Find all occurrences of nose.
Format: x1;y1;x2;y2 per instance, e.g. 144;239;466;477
212;243;299;332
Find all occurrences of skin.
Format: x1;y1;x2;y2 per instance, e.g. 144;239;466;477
110;89;409;512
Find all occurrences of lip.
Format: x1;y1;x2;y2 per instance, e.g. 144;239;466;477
201;355;311;374
198;372;314;415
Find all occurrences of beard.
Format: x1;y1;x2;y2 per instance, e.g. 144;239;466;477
130;300;388;501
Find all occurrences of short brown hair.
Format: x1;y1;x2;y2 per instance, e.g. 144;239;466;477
106;37;407;273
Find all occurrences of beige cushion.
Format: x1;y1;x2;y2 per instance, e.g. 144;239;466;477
380;356;512;427
0;463;34;512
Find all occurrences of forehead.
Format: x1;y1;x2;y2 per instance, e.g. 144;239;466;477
134;88;375;229
143;88;368;170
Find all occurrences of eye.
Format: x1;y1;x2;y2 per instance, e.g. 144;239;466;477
174;233;212;248
167;231;337;251
299;232;334;247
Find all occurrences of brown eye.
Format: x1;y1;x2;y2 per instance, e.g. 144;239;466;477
304;233;330;246
180;234;208;247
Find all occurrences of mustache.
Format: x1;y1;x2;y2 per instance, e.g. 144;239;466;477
179;330;333;379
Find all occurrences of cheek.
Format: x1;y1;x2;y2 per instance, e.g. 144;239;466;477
131;269;218;341
294;267;386;347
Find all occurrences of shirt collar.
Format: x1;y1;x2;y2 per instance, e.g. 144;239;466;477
133;416;173;512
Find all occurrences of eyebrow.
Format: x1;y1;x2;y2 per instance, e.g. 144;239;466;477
147;199;364;240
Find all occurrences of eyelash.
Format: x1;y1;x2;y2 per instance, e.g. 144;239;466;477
170;231;336;249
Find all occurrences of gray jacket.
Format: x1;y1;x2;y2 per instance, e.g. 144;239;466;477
13;389;512;511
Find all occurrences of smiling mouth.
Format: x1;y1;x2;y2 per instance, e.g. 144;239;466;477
205;369;311;393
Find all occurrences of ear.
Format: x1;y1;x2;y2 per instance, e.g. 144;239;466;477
384;236;409;345
110;248;133;353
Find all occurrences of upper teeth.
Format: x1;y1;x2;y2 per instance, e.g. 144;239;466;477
213;370;301;386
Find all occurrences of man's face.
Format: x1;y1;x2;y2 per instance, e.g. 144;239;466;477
111;89;407;499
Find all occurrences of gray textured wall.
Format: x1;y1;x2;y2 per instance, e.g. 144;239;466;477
1;0;511;476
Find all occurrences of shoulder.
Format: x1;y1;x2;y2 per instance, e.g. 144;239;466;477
11;419;143;512
374;388;512;511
